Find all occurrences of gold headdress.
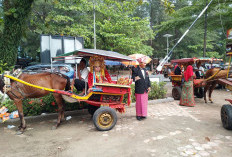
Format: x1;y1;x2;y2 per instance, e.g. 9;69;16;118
89;55;105;75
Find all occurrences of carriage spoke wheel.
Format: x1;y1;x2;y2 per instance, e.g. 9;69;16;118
221;105;232;130
93;107;117;131
172;87;181;100
221;109;228;125
98;113;113;128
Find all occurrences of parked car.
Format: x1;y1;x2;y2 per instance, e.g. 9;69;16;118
205;63;221;69
15;57;32;68
23;64;75;79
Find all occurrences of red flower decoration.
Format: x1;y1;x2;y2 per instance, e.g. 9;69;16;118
28;100;34;104
40;99;43;102
51;102;56;106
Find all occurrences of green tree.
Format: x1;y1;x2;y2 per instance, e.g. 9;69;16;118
96;0;153;55
0;0;34;67
21;0;154;59
0;1;3;33
154;0;232;59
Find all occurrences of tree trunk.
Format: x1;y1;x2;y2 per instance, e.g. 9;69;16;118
0;0;34;67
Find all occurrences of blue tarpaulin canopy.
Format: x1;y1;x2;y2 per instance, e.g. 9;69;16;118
104;60;122;66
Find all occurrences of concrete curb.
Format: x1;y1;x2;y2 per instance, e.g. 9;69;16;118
129;97;174;107
3;97;174;125
3;109;89;125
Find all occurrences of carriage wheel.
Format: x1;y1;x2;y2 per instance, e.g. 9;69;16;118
172;87;181;100
93;107;117;131
88;105;99;116
221;105;232;130
164;73;168;78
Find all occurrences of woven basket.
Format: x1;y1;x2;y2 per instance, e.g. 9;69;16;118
62;95;78;103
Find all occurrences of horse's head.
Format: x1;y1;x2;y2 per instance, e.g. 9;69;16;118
0;74;5;92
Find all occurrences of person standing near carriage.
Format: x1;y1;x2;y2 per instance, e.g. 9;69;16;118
174;64;182;75
179;64;196;107
132;57;151;121
71;58;89;95
194;61;204;79
194;61;204;98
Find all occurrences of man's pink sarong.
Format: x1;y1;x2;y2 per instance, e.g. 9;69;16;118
135;92;148;116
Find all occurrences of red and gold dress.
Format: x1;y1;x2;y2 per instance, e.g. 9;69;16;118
179;65;195;107
88;69;112;89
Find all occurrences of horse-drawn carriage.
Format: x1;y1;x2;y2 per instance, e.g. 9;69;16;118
1;49;135;133
162;63;173;78
169;57;222;100
218;37;232;130
169;57;214;100
218;77;232;130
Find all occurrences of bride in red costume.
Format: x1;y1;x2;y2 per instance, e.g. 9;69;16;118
88;55;112;92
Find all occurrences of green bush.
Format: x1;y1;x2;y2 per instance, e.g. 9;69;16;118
148;81;167;100
0;60;14;73
1;98;17;112
1;93;83;117
130;81;167;103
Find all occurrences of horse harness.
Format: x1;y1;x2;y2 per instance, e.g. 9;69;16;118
2;71;12;93
2;71;69;100
2;70;28;99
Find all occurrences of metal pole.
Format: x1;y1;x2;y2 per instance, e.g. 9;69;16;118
156;0;214;72
51;57;53;73
75;60;78;79
203;0;208;57
49;35;53;72
93;0;96;49
167;37;169;55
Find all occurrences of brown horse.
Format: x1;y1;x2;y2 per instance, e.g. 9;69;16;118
204;68;230;103
0;72;70;134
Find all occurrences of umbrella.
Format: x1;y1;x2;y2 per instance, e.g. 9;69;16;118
122;54;152;66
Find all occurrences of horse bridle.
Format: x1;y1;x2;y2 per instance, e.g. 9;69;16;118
0;73;5;88
0;73;3;81
0;72;22;99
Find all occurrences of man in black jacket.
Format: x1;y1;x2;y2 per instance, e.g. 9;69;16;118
132;57;151;121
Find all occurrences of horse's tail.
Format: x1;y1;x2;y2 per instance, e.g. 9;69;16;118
64;75;70;91
53;72;70;91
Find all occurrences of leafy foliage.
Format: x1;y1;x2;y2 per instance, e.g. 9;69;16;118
148;81;167;100
131;81;167;103
0;0;34;67
154;0;232;59
0;0;231;67
2;93;83;116
0;60;13;73
161;0;175;14
21;0;154;61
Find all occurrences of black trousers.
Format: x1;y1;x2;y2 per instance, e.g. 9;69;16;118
74;79;88;91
